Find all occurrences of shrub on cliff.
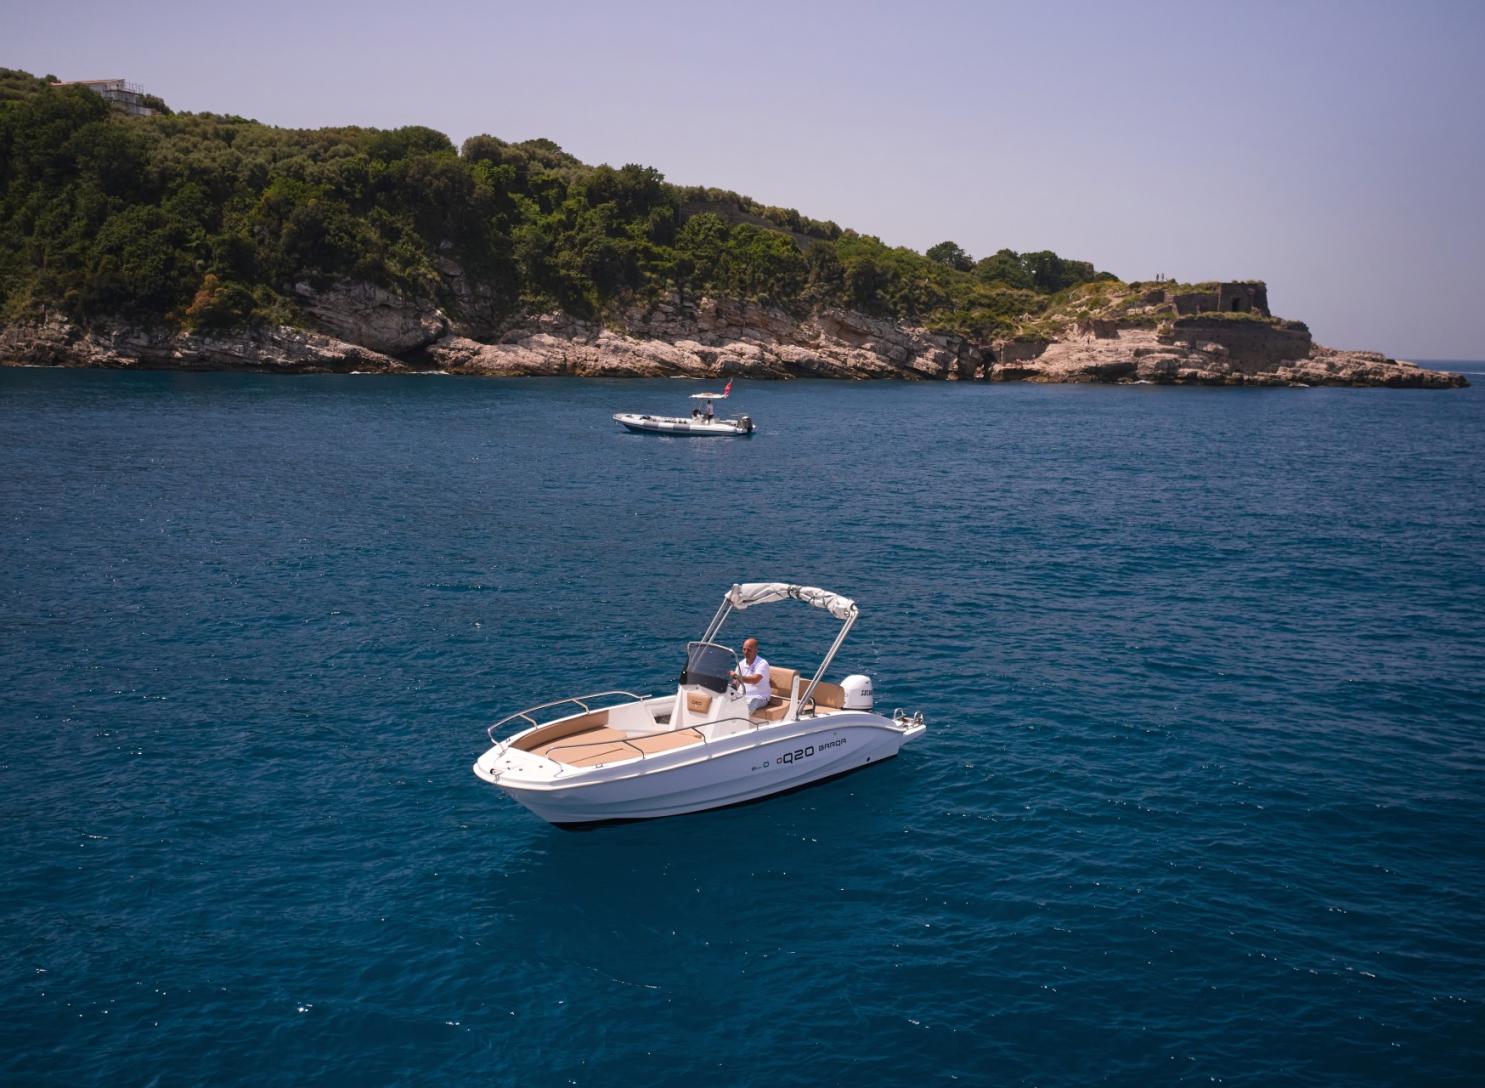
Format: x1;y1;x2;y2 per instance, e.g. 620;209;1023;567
0;68;50;105
673;214;806;307
183;272;256;331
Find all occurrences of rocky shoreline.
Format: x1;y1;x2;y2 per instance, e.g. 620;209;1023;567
0;284;1468;389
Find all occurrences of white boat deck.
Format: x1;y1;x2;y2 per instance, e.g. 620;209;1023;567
524;702;848;767
529;725;704;767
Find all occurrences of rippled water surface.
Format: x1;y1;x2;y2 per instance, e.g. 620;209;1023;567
3;368;1483;1086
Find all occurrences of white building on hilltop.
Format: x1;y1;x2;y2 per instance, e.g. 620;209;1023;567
50;78;159;117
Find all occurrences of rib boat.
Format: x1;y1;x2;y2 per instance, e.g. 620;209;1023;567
472;582;925;825
613;382;753;436
612;409;754;436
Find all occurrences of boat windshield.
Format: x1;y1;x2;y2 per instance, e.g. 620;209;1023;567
682;641;736;694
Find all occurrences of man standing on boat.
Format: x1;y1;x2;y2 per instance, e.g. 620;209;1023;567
731;638;771;713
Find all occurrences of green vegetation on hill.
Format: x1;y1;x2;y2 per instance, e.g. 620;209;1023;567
1019;279;1300;339
0;68;1118;341
0;69;52;104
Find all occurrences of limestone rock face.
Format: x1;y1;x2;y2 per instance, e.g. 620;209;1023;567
0;314;405;373
293;280;449;355
1280;346;1468;388
0;281;1467;389
437;257;506;340
1167;317;1313;372
986;326;1467;388
424;297;984;380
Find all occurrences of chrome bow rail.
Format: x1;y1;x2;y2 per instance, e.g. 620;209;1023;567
486;690;650;745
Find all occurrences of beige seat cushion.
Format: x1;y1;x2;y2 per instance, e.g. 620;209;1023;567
512;709;611;752
534;725;705;765
807;680;846;710
530;726;631;765
751;665;798;721
755;698;791;722
632;728;705;755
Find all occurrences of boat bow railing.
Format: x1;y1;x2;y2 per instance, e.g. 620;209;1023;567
486;690;650;746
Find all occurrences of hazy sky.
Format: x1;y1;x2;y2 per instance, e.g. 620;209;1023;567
9;0;1484;358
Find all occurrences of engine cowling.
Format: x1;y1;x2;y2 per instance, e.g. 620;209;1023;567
841;674;874;710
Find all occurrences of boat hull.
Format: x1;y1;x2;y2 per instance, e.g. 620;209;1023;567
476;714;923;824
613;413;752;437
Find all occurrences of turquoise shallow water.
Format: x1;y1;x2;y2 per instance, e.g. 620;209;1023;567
2;368;1483;1086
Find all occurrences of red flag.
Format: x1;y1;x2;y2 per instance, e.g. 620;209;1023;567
722;379;733;397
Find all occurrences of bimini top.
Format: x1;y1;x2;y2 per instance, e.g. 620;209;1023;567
726;582;858;620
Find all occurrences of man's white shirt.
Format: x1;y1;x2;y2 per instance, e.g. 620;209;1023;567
739;654;770;701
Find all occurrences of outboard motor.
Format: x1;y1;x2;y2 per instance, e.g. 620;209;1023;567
738;415;753;434
841;674;874;710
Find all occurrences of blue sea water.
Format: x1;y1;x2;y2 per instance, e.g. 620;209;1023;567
2;366;1483;1087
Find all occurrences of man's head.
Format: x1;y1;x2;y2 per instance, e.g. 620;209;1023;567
742;638;758;661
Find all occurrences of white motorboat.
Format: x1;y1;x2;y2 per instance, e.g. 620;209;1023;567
613;382;753;436
472;582;925;825
613;411;754;436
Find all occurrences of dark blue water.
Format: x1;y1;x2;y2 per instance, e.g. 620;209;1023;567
3;368;1483;1087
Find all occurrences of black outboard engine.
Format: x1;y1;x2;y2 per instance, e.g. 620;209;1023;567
738;415;753;434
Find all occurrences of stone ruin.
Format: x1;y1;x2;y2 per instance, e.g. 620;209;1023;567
1170;281;1270;316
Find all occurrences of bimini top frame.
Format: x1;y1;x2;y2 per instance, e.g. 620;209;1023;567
695;582;861;714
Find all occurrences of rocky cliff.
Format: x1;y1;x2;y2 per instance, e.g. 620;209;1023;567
0;279;1467;388
425;297;982;380
987;324;1464;388
0;292;984;380
986;280;1467;388
0;311;410;374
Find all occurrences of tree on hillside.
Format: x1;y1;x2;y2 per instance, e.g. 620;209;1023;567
673;212;730;294
976;248;1112;293
926;240;973;272
975;249;1033;290
802;242;844;306
367;125;454;163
